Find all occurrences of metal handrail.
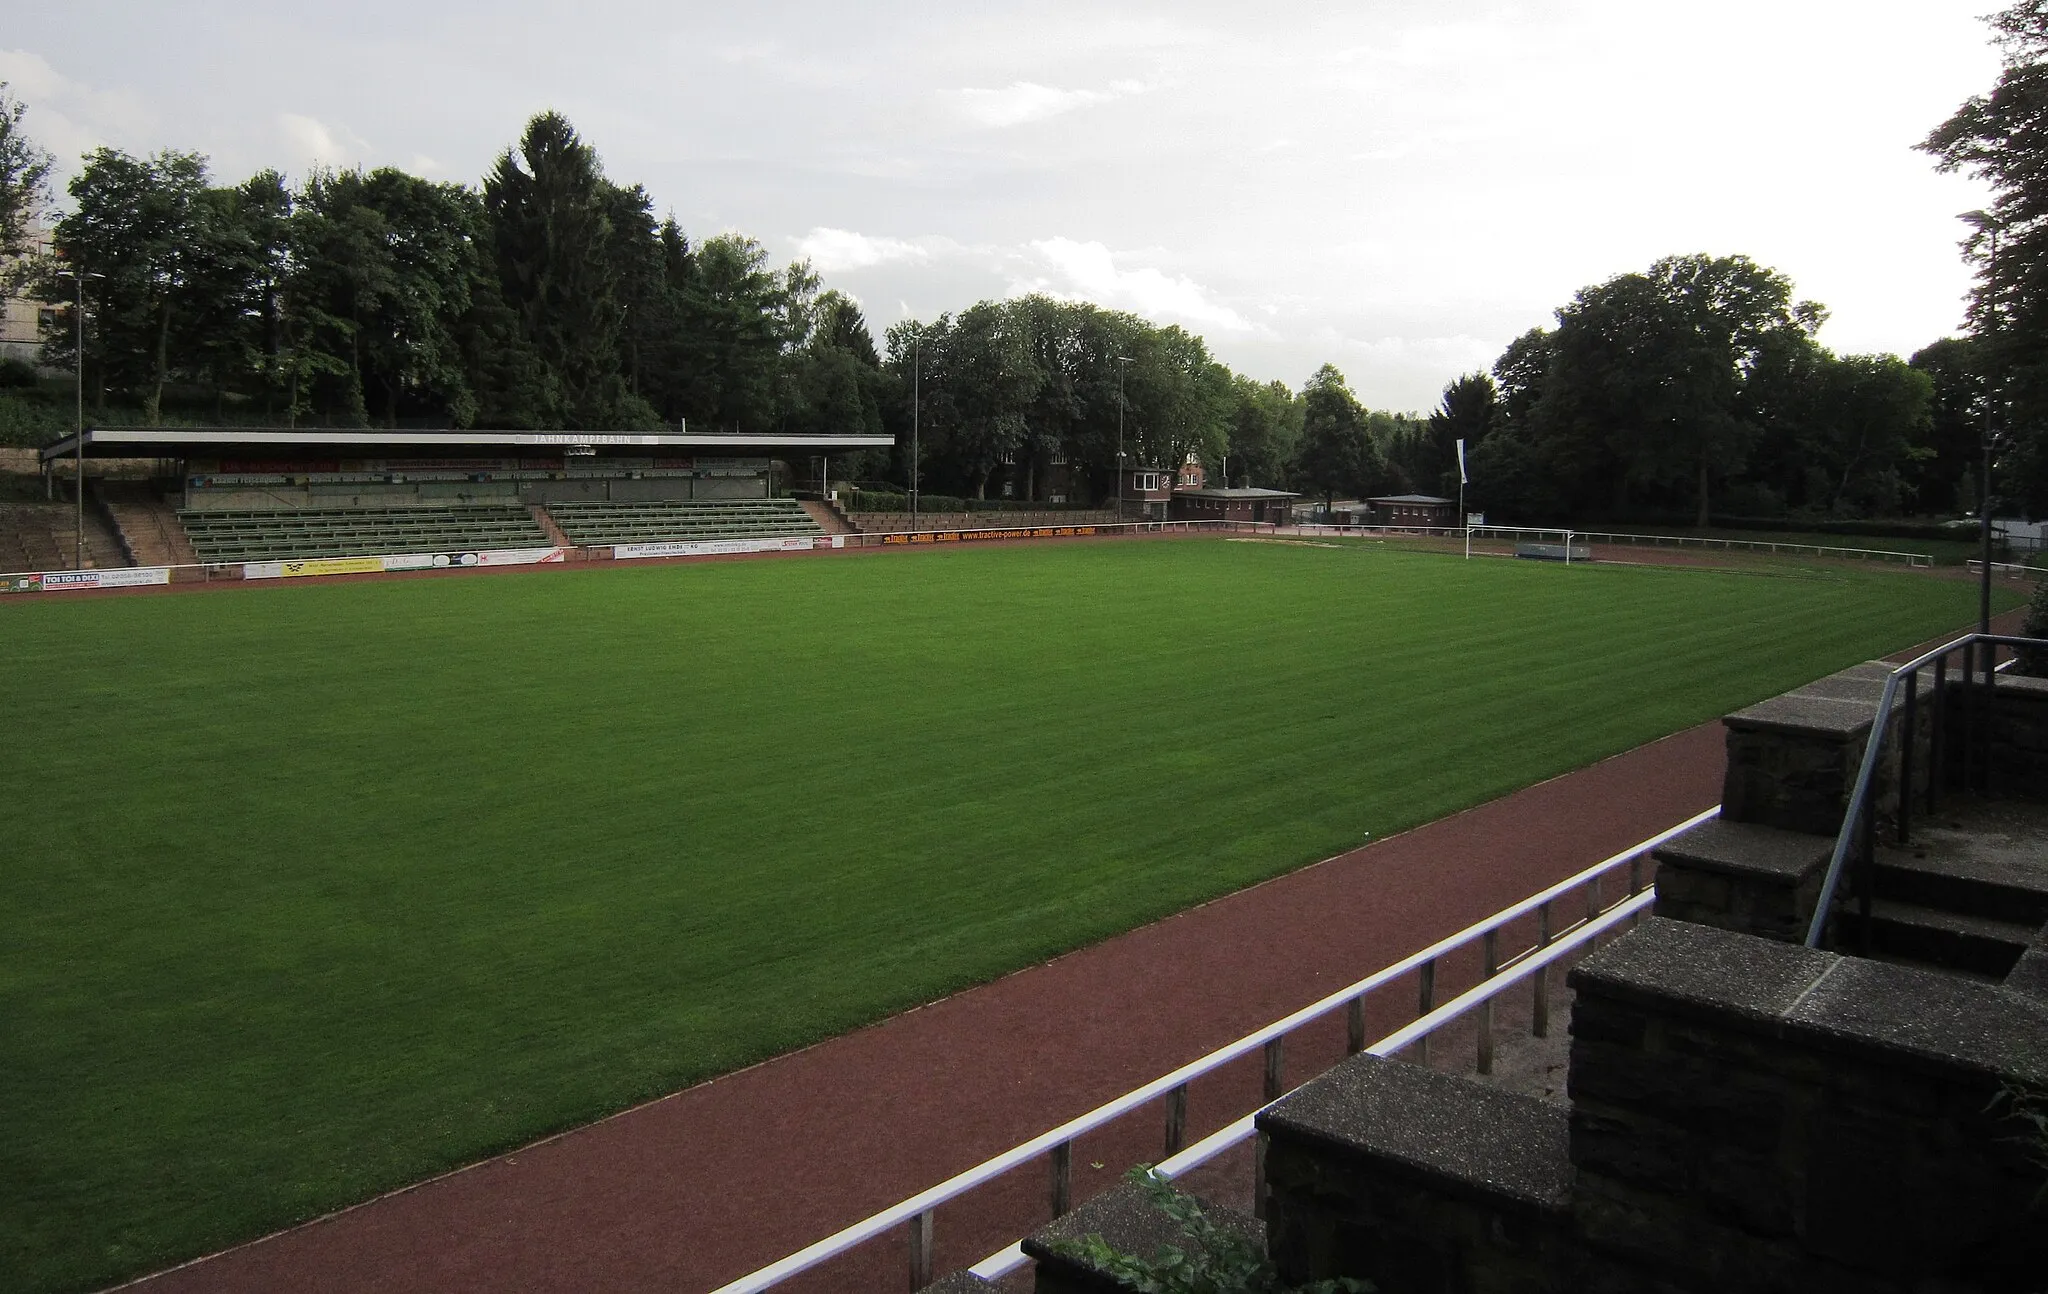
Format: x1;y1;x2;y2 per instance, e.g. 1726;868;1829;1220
1804;632;2048;947
965;886;1658;1279
709;809;1715;1294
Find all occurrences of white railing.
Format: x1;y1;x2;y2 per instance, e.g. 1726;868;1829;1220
838;519;1259;549
711;808;1715;1294
1285;522;1933;567
1966;558;2042;579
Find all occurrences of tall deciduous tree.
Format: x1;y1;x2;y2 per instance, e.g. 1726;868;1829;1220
1296;364;1381;512
51;148;210;421
1922;0;2048;512
1534;253;1823;525
0;82;52;261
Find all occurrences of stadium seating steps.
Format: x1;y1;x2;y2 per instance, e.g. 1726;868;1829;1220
179;505;550;563
546;498;824;547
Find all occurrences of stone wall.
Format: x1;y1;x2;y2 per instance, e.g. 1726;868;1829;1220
1946;673;2048;801
1568;918;2048;1293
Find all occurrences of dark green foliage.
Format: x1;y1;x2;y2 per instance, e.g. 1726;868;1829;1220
1464;257;1945;526
0;81;52;260
2017;577;2048;674
1922;2;2048;516
0;356;37;388
1056;1168;1369;1293
880;296;1236;503
1400;372;1496;500
1296;364;1388;509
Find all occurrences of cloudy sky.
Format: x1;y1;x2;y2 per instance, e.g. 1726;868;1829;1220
3;1;2003;410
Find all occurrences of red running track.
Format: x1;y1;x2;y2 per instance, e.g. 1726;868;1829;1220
124;716;1726;1294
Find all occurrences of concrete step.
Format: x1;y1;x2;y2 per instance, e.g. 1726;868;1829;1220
1859;897;2035;979
1651;818;1832;943
1875;798;2048;927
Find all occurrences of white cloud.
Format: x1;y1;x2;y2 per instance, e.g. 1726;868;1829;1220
950;80;1142;128
0;48;153;176
793;227;933;272
1011;237;1253;332
278;113;372;170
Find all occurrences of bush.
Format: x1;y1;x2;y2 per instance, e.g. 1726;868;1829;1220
0;357;39;389
2017;578;2048;676
1054;1167;1369;1294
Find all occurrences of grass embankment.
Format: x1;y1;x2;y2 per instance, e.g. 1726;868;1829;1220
0;540;2012;1291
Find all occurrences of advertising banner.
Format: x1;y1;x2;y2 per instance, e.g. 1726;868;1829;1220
245;548;566;580
2;566;174;594
243;556;388;580
612;536;800;561
880;525;1096;547
383;547;565;571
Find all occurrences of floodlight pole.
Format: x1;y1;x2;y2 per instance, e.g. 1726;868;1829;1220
1461;478;1469;560
911;333;920;533
56;268;103;571
1115;356;1134;521
75;268;83;570
1980;224;2000;684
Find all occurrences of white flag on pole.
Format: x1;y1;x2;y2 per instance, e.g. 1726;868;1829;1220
1456;438;1468;485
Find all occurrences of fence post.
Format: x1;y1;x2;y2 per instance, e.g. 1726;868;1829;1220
1533;900;1553;1038
1931;654;1947;814
1346;994;1366;1055
1263;1037;1285;1101
1477;929;1498;1076
1165;1083;1187;1157
1416;959;1437;1066
1586;875;1603;921
908;1209;934;1291
1900;667;1918;844
1253;1131;1269;1220
1051;1140;1072;1218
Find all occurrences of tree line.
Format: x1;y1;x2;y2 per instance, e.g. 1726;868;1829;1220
0;61;2033;520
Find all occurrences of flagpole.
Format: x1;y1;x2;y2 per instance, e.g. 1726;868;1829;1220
1457;437;1470;560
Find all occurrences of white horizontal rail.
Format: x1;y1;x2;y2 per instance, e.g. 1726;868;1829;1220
1287;522;1932;567
966;886;1658;1280
709;813;1710;1294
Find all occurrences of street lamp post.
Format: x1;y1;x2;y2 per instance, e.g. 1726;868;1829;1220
911;333;921;533
54;267;103;571
1115;355;1134;521
1976;219;2002;685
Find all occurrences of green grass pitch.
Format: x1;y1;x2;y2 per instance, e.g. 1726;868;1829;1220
0;539;2012;1291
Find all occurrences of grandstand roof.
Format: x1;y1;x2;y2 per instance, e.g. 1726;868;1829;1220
39;427;893;463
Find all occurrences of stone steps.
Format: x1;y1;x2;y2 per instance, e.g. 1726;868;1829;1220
1861;898;2036;979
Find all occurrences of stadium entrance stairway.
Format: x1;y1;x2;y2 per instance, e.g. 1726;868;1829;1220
799;498;854;536
99;481;198;568
0;495;127;572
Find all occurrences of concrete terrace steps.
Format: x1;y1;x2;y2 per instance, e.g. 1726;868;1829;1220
0;499;127;572
1860;898;2039;979
544;498;824;547
98;482;197;567
1873;798;2048;926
